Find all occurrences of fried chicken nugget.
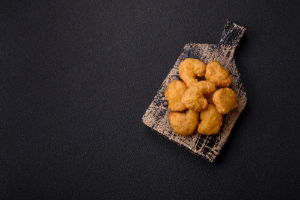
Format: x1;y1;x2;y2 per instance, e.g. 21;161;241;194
213;88;238;114
198;104;223;135
205;61;232;87
193;80;216;94
181;85;208;112
181;81;215;112
179;58;206;87
169;109;199;136
164;80;187;111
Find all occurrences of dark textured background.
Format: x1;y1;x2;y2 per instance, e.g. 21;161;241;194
1;0;300;199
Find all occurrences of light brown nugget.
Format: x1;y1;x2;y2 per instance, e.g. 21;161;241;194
193;80;216;94
169;109;199;136
164;80;187;111
205;61;232;87
181;86;208;112
179;58;206;87
213;88;238;114
198;104;223;135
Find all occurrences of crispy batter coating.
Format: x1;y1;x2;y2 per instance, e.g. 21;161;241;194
169;109;199;136
213;88;238;114
205;61;232;87
198;104;223;135
193;80;216;94
181;85;208;112
181;81;215;112
179;58;206;87
164;80;187;111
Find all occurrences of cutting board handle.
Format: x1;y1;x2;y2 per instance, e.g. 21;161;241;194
219;20;246;52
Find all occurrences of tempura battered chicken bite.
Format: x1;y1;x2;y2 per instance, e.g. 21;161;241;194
213;88;237;114
181;81;215;112
169;109;199;136
205;61;232;87
193;80;216;94
181;86;208;112
179;58;206;87
198;104;223;135
164;80;187;111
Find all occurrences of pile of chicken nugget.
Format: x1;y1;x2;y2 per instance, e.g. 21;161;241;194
165;58;238;136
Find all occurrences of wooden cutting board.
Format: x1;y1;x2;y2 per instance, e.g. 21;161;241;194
142;20;246;162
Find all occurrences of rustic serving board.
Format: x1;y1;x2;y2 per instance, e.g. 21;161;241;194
142;21;247;162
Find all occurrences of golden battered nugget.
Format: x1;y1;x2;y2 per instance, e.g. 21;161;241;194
205;61;232;87
169;109;199;136
179;58;206;87
213;88;237;114
164;80;187;111
198;104;223;135
181;81;215;112
181;85;208;112
193;80;216;94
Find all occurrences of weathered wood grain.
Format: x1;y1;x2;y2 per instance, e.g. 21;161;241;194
142;21;246;162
